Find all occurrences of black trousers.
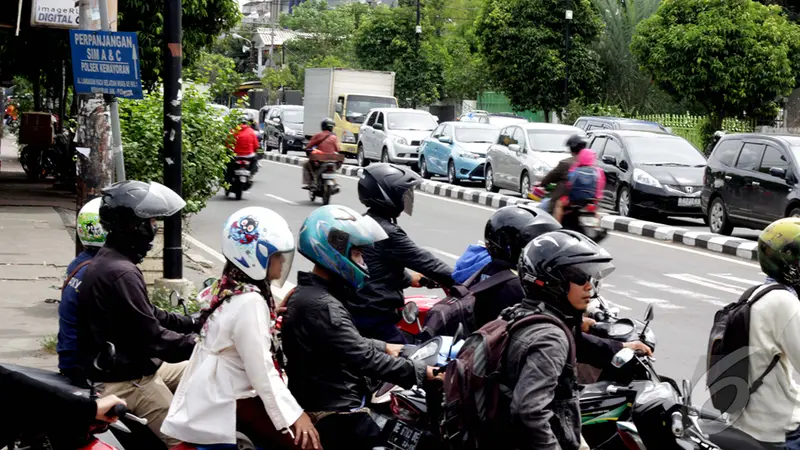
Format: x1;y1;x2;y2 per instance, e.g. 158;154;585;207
315;412;383;450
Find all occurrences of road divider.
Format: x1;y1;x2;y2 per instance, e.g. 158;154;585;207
261;152;758;261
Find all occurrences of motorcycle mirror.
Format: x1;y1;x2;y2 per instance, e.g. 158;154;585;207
682;379;692;409
402;301;419;325
611;347;635;368
169;290;182;308
643;303;655;323
202;277;216;289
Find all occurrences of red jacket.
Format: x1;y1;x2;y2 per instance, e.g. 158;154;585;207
232;125;259;157
306;131;340;154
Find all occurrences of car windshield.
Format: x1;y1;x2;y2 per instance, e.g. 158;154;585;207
790;146;800;163
456;127;500;143
490;116;528;127
527;131;577;152
625;136;706;166
346;96;397;124
387;112;437;131
283;109;303;123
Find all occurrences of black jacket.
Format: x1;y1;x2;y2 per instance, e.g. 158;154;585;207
539;155;577;211
351;211;454;318
76;246;197;382
282;272;426;412
0;365;97;448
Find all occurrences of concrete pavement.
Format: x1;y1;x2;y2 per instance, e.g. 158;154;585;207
186;158;765;389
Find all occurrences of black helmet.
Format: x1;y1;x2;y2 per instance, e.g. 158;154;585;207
321;117;335;132
566;134;587;154
518;229;614;317
358;163;423;218
484;204;562;265
99;180;186;263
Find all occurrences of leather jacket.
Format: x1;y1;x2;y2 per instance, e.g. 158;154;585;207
281;272;426;412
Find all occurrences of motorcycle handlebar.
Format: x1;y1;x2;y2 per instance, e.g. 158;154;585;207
105;404;149;426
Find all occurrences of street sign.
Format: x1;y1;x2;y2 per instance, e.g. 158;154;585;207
69;30;143;99
31;0;118;30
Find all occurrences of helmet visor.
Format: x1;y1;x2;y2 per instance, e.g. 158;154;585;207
133;181;187;219
348;214;389;247
403;189;415;216
271;250;295;288
562;261;615;286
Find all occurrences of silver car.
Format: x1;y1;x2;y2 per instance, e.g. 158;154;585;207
484;123;586;194
357;108;439;168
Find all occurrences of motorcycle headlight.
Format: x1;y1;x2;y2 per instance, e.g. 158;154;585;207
633;168;662;188
409;340;439;361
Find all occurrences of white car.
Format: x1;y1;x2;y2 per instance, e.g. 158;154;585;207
357;108;439;168
484;123;586;194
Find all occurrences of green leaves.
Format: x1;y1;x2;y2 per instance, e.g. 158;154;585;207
118;85;235;216
186;51;243;104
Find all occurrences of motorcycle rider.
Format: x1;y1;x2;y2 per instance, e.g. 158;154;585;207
537;134;590;222
495;230;616;450
229;116;260;178
302;118;340;190
163;206;320;450
0;365;126;449
76;180;196;447
352;163;455;343
58;197;107;387
281;205;440;450
730;218;800;449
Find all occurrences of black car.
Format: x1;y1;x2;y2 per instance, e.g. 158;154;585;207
701;133;800;235
574;116;669;134
588;130;707;219
260;105;306;154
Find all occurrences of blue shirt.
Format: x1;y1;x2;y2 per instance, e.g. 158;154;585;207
57;248;98;371
452;244;492;284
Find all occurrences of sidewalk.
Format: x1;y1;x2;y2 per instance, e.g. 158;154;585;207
0;134;75;369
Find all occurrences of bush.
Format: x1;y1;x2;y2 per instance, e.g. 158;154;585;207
562;100;625;125
118;85;237;215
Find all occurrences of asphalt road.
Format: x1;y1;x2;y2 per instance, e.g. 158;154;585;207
187;157;766;401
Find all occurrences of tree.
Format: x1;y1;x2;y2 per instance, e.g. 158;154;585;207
632;0;800;126
187;51;243;105
261;67;298;102
279;1;364;70
476;0;604;120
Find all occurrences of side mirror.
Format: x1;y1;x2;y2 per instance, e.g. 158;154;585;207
611;347;635;368
169;290;181;308
402;301;419;325
682;379;692;409
643;303;655;323
602;155;617;166
203;277;216;289
438;135;453;144
619;160;629;171
770;167;787;179
509;144;521;153
335;104;343;115
373;123;384;131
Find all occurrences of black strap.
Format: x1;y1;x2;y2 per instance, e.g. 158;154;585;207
751;354;781;394
467;269;518;296
62;260;92;290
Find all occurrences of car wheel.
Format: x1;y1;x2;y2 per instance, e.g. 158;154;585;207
708;197;733;235
357;145;369;167
789;207;800;218
520;172;530;197
381;149;390;163
420;157;431;179
448;160;459;185
279;138;286;155
485;165;499;193
617;186;636;218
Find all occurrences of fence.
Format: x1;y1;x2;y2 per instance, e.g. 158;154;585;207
477;92;546;123
633;114;757;149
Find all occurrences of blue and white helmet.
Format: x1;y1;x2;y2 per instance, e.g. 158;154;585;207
298;205;388;289
221;206;295;286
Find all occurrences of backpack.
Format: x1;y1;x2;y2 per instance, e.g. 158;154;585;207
706;283;786;414
423;269;518;337
440;306;576;449
567;165;598;203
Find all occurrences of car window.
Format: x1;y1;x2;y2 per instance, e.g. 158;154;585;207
587;123;603;131
574;120;587;130
455;127;500;144
711;139;743;167
366;112;377;127
760;145;790;174
603;138;623;159
431;124;445;137
443;124;454;138
735;143;766;171
603;123;613;129
376;113;385;126
624;135;706;166
590;136;608;153
511;127;525;148
386;112;437;131
498;127;513;146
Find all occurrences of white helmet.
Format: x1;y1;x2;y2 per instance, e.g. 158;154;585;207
221;206;295;286
77;198;107;248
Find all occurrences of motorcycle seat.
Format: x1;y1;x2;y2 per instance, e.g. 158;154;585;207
701;420;766;450
0;363;90;397
308;152;345;163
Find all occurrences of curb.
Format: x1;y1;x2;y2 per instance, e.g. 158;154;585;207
262;152;758;261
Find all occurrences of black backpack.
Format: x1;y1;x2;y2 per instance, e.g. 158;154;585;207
423;269;518;337
706;283;786;414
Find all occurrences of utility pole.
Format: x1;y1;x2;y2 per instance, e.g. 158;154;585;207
75;0;114;256
98;0;126;182
563;3;573;116
163;0;183;280
268;0;277;71
414;0;421;109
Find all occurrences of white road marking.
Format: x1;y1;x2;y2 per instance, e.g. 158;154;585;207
265;194;299;205
664;273;745;295
632;279;726;306
708;273;762;286
605;288;684;309
425;247;460;260
608;232;761;269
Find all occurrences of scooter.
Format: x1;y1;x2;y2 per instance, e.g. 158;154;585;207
562;201;608;243
307;153;345;205
225;156;256;200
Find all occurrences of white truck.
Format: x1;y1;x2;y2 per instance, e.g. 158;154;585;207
303;68;398;156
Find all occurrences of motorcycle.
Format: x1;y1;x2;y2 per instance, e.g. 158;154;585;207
225;156;256;200
307;153;344;205
562;201;608;243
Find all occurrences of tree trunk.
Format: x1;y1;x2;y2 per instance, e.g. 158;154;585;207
543;109;551;123
33;71;42;111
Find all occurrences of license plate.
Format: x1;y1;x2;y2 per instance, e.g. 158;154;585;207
580;216;600;227
386;421;422;450
239;176;247;183
678;198;701;207
235;170;250;176
321;173;336;179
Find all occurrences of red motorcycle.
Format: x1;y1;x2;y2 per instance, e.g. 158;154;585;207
396;277;447;341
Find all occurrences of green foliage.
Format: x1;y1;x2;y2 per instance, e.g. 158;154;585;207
118;86;237;215
280;1;364;70
631;0;800;121
562;100;625;125
40;334;57;355
476;0;604;118
262;67;298;102
186;51;243;105
150;286;202;314
208;25;260;79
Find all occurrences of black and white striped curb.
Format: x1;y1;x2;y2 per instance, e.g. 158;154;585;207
262;152;759;261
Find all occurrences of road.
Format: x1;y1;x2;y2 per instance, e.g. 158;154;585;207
187;157;765;398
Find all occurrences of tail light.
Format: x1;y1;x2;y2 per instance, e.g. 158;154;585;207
391;393;422;422
586;203;597;213
238;160;248;166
